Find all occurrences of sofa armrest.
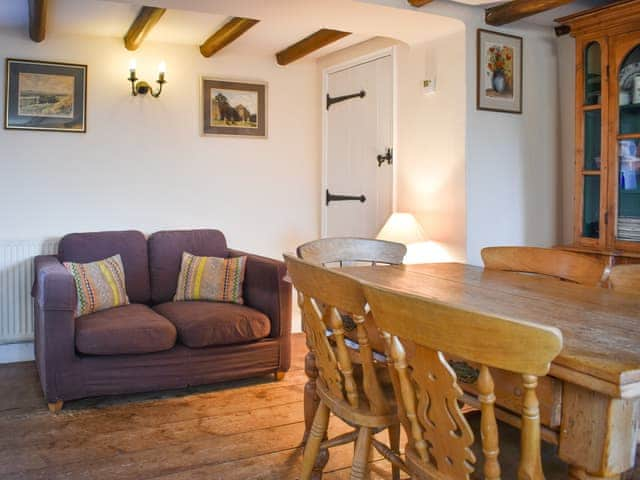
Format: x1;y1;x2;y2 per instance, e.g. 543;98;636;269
32;255;78;403
228;249;292;339
33;255;76;311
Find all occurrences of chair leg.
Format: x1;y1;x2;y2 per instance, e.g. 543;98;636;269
389;423;401;480
351;427;373;480
301;401;330;480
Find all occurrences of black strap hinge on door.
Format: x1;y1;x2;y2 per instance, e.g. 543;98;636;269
326;90;366;110
326;189;366;206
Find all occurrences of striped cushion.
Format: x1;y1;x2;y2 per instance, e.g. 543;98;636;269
63;254;130;317
174;252;247;304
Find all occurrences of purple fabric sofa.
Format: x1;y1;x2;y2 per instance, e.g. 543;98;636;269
32;229;291;411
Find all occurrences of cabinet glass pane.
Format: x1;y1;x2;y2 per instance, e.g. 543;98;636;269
584;110;601;170
583;175;600;239
585;42;601;106
617;139;640;242
619;45;640;135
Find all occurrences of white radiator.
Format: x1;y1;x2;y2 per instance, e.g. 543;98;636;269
0;239;58;344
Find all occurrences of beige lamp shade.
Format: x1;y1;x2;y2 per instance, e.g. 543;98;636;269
376;213;426;245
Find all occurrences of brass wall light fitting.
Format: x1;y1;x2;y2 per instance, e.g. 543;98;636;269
128;59;166;97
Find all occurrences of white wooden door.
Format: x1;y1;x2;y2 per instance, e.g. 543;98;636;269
324;54;394;238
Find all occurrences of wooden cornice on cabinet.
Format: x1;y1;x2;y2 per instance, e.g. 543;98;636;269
124;6;166;51
485;0;574;26
28;0;48;43
555;0;640;37
200;17;260;58
276;29;351;66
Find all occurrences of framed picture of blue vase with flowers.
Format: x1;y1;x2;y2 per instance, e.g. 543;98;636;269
477;29;523;114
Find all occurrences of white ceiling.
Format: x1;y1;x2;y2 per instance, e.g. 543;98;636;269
0;0;613;60
0;0;466;58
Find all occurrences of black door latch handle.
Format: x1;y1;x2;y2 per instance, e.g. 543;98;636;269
377;148;393;167
326;189;366;206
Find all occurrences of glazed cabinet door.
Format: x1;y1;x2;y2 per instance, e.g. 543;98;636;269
575;36;609;248
610;31;640;251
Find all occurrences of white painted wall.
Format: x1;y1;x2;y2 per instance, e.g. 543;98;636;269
0;28;321;258
0;27;322;342
395;32;467;262
465;24;561;265
367;0;563;266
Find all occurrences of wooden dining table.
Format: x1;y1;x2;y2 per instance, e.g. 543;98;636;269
302;262;640;480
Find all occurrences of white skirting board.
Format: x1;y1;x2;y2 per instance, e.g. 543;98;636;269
0;342;35;364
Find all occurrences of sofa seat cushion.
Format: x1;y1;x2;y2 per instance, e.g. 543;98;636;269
153;301;271;348
76;304;177;355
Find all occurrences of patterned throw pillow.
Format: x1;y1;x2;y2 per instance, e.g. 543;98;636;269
63;254;130;317
174;252;247;304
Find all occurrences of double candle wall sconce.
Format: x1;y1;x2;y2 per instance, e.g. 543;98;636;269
128;59;166;97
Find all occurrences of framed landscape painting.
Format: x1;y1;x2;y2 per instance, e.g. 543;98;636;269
201;77;267;138
5;59;87;132
477;30;523;114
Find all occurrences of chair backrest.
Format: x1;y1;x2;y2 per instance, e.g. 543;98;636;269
362;281;563;480
481;246;606;286
609;264;640;295
284;253;391;415
297;237;407;267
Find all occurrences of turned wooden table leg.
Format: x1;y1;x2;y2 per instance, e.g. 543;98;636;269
304;351;329;480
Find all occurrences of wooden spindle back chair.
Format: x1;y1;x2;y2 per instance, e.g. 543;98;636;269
297;237;407;267
362;281;563;480
481;246;607;286
297;237;406;352
284;254;402;480
609;264;640;295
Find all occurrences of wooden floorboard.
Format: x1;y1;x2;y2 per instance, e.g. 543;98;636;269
0;333;404;479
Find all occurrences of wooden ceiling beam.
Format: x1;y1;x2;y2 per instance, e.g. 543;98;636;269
28;0;48;43
485;0;574;26
124;6;166;51
408;0;433;6
276;29;351;66
200;17;260;58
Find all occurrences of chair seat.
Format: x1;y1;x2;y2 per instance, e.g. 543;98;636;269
76;304;177;355
316;374;397;429
153;301;271;348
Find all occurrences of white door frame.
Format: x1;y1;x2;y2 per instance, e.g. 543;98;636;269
320;46;398;237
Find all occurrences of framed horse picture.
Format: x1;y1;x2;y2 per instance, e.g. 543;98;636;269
201;77;267;138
